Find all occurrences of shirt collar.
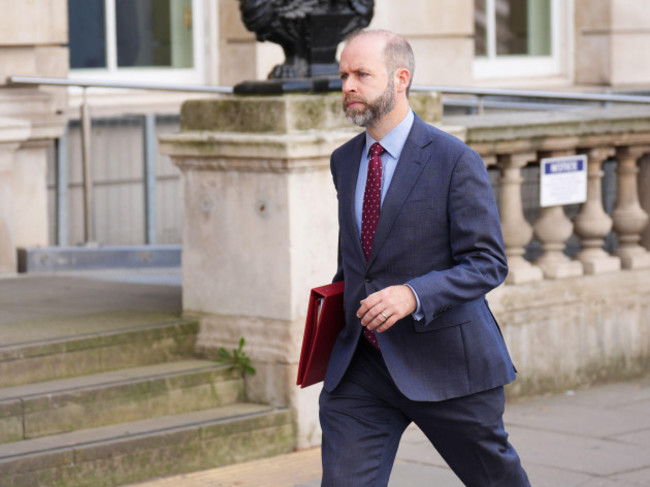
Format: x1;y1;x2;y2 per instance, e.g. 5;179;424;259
365;109;414;160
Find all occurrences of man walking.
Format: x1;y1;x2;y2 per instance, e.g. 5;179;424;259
320;29;530;486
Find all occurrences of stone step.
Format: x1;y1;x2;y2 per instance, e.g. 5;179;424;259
0;316;198;388
0;360;244;443
0;404;295;487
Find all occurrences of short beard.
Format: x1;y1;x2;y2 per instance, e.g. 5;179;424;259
344;78;396;128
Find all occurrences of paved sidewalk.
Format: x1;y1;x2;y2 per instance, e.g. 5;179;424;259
129;374;650;487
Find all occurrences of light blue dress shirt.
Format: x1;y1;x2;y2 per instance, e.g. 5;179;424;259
354;109;414;228
354;109;424;320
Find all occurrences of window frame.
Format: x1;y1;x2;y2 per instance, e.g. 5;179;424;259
69;0;205;85
473;0;566;80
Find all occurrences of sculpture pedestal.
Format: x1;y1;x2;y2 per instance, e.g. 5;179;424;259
160;92;443;448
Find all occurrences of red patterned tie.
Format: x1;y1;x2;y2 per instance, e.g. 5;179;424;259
361;142;385;349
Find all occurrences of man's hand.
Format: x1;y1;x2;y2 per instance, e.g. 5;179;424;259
357;285;417;333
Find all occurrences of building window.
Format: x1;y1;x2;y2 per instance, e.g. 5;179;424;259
474;0;561;80
68;0;202;83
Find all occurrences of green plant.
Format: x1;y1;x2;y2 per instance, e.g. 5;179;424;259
216;337;256;376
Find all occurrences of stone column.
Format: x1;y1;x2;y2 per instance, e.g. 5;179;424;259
533;151;583;279
12;141;52;249
640;154;650;250
496;152;544;284
612;145;650;269
574;147;621;274
0;118;30;274
160;92;444;448
0;89;66;273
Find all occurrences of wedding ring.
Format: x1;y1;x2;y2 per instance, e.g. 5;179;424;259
380;312;389;321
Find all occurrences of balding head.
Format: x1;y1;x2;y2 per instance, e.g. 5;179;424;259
345;30;415;94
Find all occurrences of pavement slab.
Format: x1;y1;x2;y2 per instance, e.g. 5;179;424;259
125;374;650;487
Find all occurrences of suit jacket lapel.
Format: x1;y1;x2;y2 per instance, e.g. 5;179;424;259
368;117;432;265
339;134;366;263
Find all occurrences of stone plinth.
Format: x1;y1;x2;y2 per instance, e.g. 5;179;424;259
160;92;442;448
0;118;30;273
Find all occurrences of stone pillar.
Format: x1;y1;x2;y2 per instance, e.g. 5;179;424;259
12;141;52;248
160;92;444;448
574;147;621;274
373;0;474;85
0;118;30;273
533;151;583;279
612;145;650;269
640;154;650;250
0;91;66;273
496;152;544;284
575;0;650;86
0;0;68;271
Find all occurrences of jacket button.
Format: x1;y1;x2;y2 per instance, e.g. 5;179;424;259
365;277;372;283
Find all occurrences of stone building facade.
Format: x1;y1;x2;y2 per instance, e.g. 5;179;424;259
2;0;650;271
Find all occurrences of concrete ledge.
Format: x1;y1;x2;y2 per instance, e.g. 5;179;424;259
17;245;181;273
179;92;442;133
446;106;650;156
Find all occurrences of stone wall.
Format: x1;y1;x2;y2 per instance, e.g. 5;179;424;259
491;271;650;399
575;0;650;86
0;0;67;272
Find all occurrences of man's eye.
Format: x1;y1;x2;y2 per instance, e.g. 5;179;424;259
359;72;368;78
340;73;348;80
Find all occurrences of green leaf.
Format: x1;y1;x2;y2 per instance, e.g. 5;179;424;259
213;337;256;377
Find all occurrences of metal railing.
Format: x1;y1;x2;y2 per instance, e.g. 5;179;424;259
412;84;650;114
9;75;650;246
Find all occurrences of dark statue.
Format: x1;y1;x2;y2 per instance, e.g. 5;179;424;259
235;0;374;94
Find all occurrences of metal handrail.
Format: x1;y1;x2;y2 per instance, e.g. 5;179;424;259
412;84;650;115
411;84;650;104
9;76;234;94
10;76;650;104
9;76;232;245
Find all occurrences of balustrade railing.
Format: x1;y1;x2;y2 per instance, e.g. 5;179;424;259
449;107;650;284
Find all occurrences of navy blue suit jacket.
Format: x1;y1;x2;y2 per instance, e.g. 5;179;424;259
324;113;516;402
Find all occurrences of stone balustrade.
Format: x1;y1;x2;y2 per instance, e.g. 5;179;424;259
448;106;650;400
448;106;650;281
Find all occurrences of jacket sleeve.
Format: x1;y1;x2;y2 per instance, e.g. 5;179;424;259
405;147;508;326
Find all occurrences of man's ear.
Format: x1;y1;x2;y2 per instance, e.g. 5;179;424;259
395;68;411;94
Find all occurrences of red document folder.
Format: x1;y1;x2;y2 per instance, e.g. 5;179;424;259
296;280;345;388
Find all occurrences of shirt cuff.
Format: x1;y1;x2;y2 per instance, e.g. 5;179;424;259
405;284;424;321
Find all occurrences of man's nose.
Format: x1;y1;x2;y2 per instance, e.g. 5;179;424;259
342;77;357;94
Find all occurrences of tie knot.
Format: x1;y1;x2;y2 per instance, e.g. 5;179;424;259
370;142;385;158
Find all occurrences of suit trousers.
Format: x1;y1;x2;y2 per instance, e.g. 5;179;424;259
319;337;530;487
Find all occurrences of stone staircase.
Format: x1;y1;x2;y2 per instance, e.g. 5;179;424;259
0;316;294;486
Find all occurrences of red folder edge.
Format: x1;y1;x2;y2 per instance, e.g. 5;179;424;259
296;280;345;388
